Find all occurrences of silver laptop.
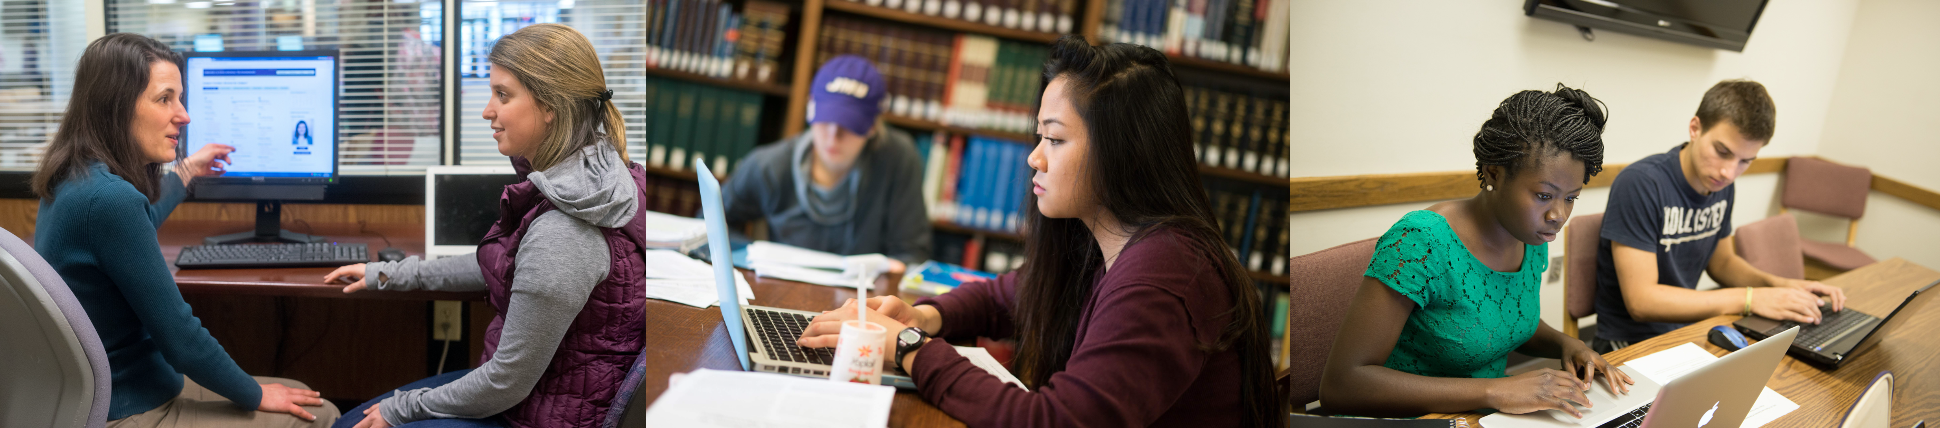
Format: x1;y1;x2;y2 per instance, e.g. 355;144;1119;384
694;162;916;389
1482;327;1799;428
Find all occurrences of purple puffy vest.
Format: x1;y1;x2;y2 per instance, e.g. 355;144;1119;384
475;157;647;428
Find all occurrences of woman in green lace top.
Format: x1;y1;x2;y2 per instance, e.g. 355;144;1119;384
1321;84;1634;418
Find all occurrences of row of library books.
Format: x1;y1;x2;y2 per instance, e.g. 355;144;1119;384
639;76;768;176
645;0;791;83
838;0;1079;36
1099;0;1291;73
1187;84;1289;177
1209;186;1287;276
935;231;1027;274
818;15;1048;134
910;130;1035;235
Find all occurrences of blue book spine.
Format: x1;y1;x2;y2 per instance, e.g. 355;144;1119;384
973;137;996;230
989;139;1012;231
996;141;1014;231
1012;140;1031;231
956;137;983;227
1237;188;1262;262
1120;0;1137;42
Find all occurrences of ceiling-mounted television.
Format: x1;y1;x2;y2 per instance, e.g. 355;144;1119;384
1524;0;1771;52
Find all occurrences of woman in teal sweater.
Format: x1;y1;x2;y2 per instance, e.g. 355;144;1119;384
29;33;339;427
1319;84;1633;418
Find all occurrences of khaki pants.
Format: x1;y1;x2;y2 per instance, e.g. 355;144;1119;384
108;376;341;428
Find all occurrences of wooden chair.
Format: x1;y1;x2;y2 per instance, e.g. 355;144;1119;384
1782;157;1878;276
1561;213;1603;339
1734;213;1807;280
1281;237;1377;412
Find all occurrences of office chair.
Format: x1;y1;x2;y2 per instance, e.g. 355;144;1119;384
0;227;112;428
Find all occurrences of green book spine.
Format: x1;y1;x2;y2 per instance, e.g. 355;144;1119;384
639;78;660;165
671;84;698;169
690;85;720;171
733;92;763;174
650;78;678;167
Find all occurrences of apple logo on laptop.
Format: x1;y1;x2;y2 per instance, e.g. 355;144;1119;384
1697;401;1720;427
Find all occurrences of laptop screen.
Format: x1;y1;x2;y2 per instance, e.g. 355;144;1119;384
1848;279;1940;357
697;162;752;371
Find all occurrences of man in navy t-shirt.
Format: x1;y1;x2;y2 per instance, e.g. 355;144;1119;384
1591;80;1848;351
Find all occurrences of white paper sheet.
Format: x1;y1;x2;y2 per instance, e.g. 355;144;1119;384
643;369;896;428
955;346;1029;391
641;249;753;308
1621;343;1799;428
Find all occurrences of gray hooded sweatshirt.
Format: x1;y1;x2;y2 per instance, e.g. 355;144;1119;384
360;141;638;426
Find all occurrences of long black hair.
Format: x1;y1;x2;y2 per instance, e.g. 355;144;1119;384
32;33;183;202
1472;83;1607;185
1012;35;1282;427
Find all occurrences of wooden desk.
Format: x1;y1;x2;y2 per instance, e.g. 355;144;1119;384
160;220;481;301
155;220;489;403
1429;258;1940;427
639;271;966;427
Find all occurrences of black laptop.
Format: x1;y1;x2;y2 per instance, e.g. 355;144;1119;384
1733;279;1938;368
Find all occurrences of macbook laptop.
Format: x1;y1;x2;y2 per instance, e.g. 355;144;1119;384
1733;279;1938;368
1482;326;1798;428
695;162;917;389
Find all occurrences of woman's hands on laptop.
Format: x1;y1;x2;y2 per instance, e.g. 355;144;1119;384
797;296;941;349
1487;368;1596;418
1563;339;1634;397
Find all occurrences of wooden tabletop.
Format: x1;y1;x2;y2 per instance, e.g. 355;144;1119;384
159;220;484;301
1428;257;1940;427
638;270;967;427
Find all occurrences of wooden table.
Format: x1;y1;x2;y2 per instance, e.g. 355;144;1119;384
638;270;967;427
1429;258;1940;427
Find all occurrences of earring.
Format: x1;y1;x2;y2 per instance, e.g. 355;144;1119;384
1486;185;1494;192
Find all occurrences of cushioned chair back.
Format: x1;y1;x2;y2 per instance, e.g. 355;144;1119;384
0;227;111;428
1838;371;1893;428
600;336;653;428
1565;214;1604;319
1283;238;1377;408
1734;214;1806;280
1782;157;1871;219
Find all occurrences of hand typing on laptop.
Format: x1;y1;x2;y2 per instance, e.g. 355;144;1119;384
798;297;942;369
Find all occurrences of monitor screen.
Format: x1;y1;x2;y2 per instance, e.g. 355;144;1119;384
183;54;337;178
432;173;521;246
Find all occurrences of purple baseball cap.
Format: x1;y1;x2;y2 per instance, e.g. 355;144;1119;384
808;55;886;136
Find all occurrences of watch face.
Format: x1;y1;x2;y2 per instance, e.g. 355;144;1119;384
899;328;922;344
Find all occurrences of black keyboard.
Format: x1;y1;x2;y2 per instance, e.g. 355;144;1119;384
1780;308;1875;349
175;243;369;269
1597;402;1651;428
748;308;834;365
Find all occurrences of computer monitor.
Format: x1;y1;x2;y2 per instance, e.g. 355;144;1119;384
179;50;340;244
423;166;520;260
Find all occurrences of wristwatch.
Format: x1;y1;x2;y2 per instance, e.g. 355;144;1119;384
895;326;929;372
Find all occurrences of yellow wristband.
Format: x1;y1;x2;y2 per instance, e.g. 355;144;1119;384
1743;287;1754;317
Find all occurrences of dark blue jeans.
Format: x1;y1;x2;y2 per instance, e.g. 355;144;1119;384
332;369;507;428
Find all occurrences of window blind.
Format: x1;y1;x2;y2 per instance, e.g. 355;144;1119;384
0;0;88;171
455;0;647;167
107;0;446;175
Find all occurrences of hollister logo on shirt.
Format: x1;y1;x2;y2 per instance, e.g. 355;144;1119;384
825;77;870;99
1660;200;1729;247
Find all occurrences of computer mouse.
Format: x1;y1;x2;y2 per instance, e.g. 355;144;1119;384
378;247;408;262
1709;325;1751;351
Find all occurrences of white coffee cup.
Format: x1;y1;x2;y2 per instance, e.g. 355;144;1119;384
829;320;887;385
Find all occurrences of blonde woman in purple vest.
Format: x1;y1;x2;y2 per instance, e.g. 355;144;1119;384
322;23;647;428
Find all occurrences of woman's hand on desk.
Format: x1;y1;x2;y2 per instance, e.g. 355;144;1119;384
353;403;394;428
258;382;325;421
324;263;370;293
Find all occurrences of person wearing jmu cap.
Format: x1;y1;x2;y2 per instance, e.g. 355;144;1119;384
722;55;931;273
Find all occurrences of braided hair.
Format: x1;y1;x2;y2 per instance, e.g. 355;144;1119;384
1472;83;1608;186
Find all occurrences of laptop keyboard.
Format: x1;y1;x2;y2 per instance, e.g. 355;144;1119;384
747;308;834;365
1783;308;1874;349
1597;402;1651;428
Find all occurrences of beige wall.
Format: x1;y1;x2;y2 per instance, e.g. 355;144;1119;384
1283;0;1864;330
1813;0;1940;269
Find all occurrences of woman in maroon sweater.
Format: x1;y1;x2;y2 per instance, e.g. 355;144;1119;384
796;35;1282;427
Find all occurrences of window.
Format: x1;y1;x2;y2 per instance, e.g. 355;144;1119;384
0;0;88;171
455;0;646;167
108;0;446;174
